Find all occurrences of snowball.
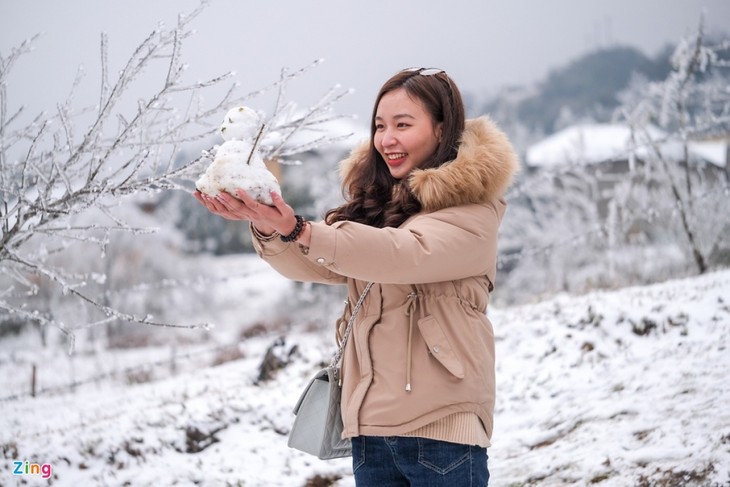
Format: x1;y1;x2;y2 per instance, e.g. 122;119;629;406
214;140;267;173
196;153;280;205
215;140;253;158
220;106;262;141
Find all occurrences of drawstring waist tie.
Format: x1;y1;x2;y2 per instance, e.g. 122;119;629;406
404;292;419;393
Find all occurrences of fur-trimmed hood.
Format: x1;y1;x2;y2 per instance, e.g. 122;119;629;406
340;116;520;212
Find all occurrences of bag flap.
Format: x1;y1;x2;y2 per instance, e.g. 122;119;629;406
292;368;330;415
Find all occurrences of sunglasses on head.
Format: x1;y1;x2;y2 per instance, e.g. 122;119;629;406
403;67;446;76
402;67;456;102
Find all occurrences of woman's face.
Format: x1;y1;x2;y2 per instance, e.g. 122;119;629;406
374;88;442;180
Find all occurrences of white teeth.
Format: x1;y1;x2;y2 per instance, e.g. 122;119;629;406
387;153;406;160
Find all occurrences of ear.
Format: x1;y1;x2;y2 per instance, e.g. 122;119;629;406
434;122;443;142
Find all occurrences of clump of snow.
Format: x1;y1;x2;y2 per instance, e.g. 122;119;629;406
688;139;728;168
196;106;280;205
219;106;262;141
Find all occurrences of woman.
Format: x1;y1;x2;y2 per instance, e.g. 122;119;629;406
195;68;518;486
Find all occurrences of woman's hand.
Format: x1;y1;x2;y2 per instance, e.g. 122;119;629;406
193;189;299;238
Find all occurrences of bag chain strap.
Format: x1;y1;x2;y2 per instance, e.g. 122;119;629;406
330;282;374;373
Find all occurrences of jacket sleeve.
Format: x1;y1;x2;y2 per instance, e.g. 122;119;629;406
251;225;348;285
303;202;504;285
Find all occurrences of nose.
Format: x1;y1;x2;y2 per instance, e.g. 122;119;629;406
380;129;397;148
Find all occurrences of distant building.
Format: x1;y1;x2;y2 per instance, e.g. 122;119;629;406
524;123;728;215
526;123;727;170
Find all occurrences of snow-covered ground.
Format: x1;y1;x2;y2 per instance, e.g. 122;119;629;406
1;260;729;486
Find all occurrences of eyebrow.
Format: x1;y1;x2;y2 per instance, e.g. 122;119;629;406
374;113;417;121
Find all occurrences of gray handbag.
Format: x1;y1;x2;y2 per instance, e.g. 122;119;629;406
287;282;373;460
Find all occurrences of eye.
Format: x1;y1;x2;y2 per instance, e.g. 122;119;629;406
397;122;410;128
375;123;385;131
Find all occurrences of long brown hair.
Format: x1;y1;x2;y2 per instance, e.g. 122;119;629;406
325;69;466;228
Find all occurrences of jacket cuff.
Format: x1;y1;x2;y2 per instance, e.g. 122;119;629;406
305;221;337;267
249;222;289;257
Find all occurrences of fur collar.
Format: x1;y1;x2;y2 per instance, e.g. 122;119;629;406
340;116;519;212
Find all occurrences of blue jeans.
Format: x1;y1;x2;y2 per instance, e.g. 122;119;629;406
351;436;489;486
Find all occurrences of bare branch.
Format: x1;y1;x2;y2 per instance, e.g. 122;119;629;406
0;2;350;349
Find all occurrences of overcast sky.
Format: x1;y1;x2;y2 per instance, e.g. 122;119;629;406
1;0;729;124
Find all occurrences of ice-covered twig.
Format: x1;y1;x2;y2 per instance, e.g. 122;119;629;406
263;81;354;160
0;2;329;344
617;16;729;274
246;123;266;165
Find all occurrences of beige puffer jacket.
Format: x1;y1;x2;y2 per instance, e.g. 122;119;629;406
252;116;518;443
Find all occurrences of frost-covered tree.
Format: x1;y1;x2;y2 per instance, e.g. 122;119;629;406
494;166;611;305
0;3;351;350
495;21;729;304
616;18;730;274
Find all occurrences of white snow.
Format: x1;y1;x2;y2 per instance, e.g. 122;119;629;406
688;139;728;168
526;123;724;168
220;106;263;142
1;260;728;486
195;146;280;205
196;106;281;205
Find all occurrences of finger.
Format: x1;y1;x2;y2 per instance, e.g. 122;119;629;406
268;193;294;224
195;193;221;213
207;197;229;214
220;205;254;221
216;191;242;210
216;195;255;218
210;193;240;214
235;189;259;207
235;189;272;216
270;191;293;214
194;190;214;206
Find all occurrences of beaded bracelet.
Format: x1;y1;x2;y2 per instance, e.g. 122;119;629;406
280;215;305;242
250;223;280;242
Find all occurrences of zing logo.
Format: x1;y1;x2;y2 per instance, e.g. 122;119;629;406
12;460;53;479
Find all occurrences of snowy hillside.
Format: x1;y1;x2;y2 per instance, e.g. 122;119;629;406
1;262;729;487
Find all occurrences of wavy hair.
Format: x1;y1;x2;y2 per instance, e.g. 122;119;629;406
325;69;465;228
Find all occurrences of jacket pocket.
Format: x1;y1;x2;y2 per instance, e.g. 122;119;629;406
417;316;465;379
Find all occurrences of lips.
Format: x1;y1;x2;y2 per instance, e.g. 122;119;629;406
385;152;407;165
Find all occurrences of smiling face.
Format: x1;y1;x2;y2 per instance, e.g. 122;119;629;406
374;88;443;180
